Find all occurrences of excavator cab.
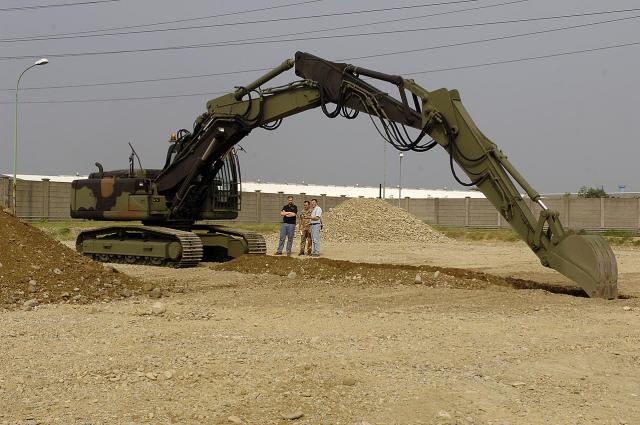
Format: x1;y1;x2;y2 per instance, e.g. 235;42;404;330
198;149;241;220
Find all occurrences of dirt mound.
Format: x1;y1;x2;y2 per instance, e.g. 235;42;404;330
321;198;450;243
214;255;591;296
214;254;493;290
0;211;147;309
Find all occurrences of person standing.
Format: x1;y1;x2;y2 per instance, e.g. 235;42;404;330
276;196;297;256
298;200;312;256
309;198;323;257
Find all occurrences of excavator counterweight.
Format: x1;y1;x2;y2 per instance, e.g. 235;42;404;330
71;52;617;298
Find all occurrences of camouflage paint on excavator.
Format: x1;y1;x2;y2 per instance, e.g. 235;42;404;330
71;152;241;222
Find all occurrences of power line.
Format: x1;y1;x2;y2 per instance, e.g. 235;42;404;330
0;0;523;91
0;91;227;104
69;0;527;56
1;0;505;43
1;0;476;42
1;7;638;61
162;9;640;48
1;0;323;36
242;0;527;44
2;40;638;105
169;7;640;57
2;11;638;92
406;40;640;75
342;13;640;61
0;0;121;13
0;67;273;92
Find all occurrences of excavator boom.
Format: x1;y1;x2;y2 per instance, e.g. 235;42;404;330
72;51;618;298
185;52;617;298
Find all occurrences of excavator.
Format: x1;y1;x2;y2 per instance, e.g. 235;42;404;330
70;52;618;299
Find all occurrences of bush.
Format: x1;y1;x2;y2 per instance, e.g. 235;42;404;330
577;186;608;198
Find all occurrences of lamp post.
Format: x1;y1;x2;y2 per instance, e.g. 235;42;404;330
12;58;48;215
382;139;387;199
398;152;404;207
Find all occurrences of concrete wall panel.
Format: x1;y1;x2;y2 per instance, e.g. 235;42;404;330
569;198;602;229
604;198;638;229
438;199;465;226
1;177;637;231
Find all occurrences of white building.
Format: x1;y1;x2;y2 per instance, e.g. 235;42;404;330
0;174;84;183
1;174;485;199
242;181;485;198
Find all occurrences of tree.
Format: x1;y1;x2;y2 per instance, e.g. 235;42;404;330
577;186;608;198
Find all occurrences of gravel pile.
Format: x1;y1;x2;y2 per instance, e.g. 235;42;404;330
321;198;450;243
0;210;147;309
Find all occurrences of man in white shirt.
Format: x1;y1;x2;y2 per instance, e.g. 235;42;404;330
309;198;323;257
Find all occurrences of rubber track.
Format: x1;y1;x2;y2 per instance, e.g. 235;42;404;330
145;226;203;267
203;225;267;254
77;226;203;267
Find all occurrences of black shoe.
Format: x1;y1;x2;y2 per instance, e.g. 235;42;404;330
298;252;305;256
274;252;282;256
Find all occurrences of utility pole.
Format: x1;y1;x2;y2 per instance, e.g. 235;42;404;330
382;139;387;199
398;152;404;207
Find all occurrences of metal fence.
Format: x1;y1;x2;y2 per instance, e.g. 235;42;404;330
1;177;639;232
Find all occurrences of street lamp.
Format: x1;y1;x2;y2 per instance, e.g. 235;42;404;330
398;152;404;207
382;138;387;199
12;58;48;215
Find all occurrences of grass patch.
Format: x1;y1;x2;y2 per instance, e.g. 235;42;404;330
597;229;639;246
33;220;281;241
601;234;640;246
601;229;637;238
33;220;141;241
433;226;520;242
433;225;640;247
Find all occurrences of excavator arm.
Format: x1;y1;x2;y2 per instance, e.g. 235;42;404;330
155;52;617;298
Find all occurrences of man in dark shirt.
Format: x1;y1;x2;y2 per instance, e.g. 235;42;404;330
276;196;298;256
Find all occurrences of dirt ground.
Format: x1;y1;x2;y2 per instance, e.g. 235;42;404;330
0;211;147;309
1;239;639;425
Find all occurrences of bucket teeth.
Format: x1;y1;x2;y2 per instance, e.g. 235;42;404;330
547;234;618;299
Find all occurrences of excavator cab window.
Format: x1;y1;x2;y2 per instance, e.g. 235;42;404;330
211;150;240;211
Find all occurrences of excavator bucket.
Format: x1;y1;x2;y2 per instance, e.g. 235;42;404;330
546;234;618;299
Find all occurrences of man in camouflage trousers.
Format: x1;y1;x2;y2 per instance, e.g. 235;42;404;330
298;200;312;256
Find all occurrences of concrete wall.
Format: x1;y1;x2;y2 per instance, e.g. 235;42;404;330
235;192;348;223
1;176;639;232
0;177;72;220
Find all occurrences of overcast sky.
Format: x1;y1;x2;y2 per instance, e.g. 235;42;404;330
0;0;638;194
